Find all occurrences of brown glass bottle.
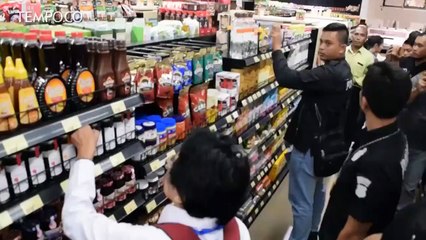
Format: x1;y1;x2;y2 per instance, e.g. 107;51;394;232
54;31;70;81
11;32;25;61
67;32;96;108
23;33;40;84
0;31;12;67
34;34;68;119
114;40;131;97
96;41;116;102
87;40;97;74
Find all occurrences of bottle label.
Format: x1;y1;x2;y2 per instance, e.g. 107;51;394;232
61;69;71;81
29;155;46;185
44;78;67;113
77;70;96;103
0;92;18;132
0;169;10;203
5;164;29;194
18;87;42;124
121;71;132;96
103;76;115;100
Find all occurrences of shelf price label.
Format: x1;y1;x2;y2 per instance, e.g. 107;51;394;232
60;180;69;192
61;116;82;133
255;123;260;130
111;100;127;114
20;195;43;215
261;88;266;95
150;160;163;172
248;96;253;103
109;215;116;221
209;125;217;132
124;200;138;214
251;181;255;188
225;115;233;123
257;175;261;181
260;201;265;207
268;191;272;197
232;111;239;119
242;99;248;107
146;200;158;214
94;164;103;177
253;56;260;63
255;208;259;214
2;135;28;155
0;211;13;229
110;152;125;167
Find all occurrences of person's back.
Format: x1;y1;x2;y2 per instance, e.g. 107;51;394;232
271;22;352;240
62;128;251;240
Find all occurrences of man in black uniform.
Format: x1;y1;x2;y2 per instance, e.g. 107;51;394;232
271;23;352;240
398;32;426;210
319;62;412;240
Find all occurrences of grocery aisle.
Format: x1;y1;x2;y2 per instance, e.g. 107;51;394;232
249;177;292;240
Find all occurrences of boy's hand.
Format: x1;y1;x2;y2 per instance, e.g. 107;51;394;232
272;24;283;51
70;125;100;161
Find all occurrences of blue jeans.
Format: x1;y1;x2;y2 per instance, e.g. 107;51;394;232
398;148;426;210
289;148;325;240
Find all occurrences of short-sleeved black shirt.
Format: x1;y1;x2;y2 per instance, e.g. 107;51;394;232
399;57;426;150
319;122;408;240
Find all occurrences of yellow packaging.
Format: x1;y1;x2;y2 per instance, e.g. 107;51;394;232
269;150;288;182
279;87;290;100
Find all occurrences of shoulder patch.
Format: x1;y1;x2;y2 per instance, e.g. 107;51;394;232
355;176;372;199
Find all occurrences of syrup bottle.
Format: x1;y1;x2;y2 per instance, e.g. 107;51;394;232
54;31;71;81
96;41;116;102
23;33;40;84
67;32;96;108
4;57;16;109
34;34;68;119
114;40;131;97
0;31;12;67
11;32;25;61
0;64;18;133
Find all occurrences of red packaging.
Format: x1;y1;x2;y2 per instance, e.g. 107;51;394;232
135;66;156;102
190;83;208;128
0;2;21;22
158;98;174;117
156;62;174;99
178;87;192;132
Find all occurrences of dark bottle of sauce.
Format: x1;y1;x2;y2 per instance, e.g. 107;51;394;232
10;32;25;61
67;32;96;108
23;33;40;84
34;34;68;119
96;41;116;102
0;31;12;67
87;40;97;74
114;40;131;97
54;31;71;81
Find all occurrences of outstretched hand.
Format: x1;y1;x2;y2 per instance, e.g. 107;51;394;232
70;125;100;161
271;24;283;51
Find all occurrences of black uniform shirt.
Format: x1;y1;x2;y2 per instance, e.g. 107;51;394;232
320;122;408;240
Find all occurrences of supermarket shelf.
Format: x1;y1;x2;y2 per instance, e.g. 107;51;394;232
107;191;168;222
142;143;183;175
223;38;312;69
0;94;144;159
240;82;280;107
237;90;301;144
208;110;239;133
0;140;143;230
244;164;290;226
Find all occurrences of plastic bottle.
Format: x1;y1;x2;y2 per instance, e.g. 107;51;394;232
114;40;131;97
95;41;116;102
11;32;25;61
0;31;12;67
14;58;42;125
34;34;68;119
54;31;70;80
0;64;18;133
23;33;40;84
4;57;16;109
68;32;96;108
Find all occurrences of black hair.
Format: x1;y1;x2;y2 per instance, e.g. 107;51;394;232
323;23;349;44
405;31;422;46
170;129;250;225
362;62;412;119
365;35;384;50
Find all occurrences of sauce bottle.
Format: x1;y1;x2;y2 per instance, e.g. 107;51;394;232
15;58;42;125
114;40;131;97
11;32;25;61
23;33;40;84
54;31;70;81
4;57;16;109
87;40;97;74
34;34;68;119
68;32;96;108
96;41;116;102
0;64;18;133
0;31;12;67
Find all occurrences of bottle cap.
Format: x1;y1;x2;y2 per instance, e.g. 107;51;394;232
24;33;37;41
71;32;83;38
55;31;66;38
14;59;28;80
39;34;53;43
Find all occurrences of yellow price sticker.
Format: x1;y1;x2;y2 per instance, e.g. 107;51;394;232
0;211;13;229
242;99;248;107
253;56;260;63
20;195;43;215
94;164;103;177
124;200;138;214
109;215;116;221
251;181;255;188
111;101;127;114
150;160;162;172
110;152;125;167
209;125;217;132
61;116;82;133
225;115;233;123
268;191;272;197
255;124;260;130
146;200;158;213
2;135;28;155
60;180;69;192
257;175;261;181
261;89;266;95
255;208;259;214
232;111;239;119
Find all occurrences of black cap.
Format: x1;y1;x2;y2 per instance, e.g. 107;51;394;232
382;200;426;240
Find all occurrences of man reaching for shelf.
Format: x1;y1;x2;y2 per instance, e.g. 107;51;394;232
62;127;251;240
271;23;352;240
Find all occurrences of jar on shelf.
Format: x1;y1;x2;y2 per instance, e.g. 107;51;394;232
0;165;10;204
136;179;149;200
125;111;136;141
142;121;158;156
162;118;176;147
40;139;63;179
154;167;166;188
4;154;29;195
59;136;77;171
114;114;127;146
25;146;47;187
146;173;159;196
156;123;167;153
100;176;116;210
102;118;117;152
112;169;127;203
122;165;136;194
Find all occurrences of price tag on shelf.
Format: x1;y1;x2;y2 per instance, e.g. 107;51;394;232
260;201;265;207
146;200;158;214
256;92;262;99
150;160;163;172
251;181;255;188
94;164;103;177
242;99;248;107
248;217;253;224
111;100;126;114
273;184;277;190
209;125;217;132
261;89;266;95
257;175;261;181
262;145;266;151
2;135;28;155
268;163;272;168
109;215;116;221
61;116;82;133
0;211;13;229
253;93;258;101
20;195;43;215
110;152;125;167
255;123;260;130
232;111;239;119
268;191;272;197
253;56;260;63
248;96;253;103
281;103;286;109
287;98;292;105
225;115;233;123
269;112;274;118
255;208;259;215
60;180;69;192
260;171;264;177
166;150;177;160
238;137;243;144
124;200;138;214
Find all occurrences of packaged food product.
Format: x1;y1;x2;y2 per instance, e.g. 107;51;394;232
26;146;46;186
156;59;174;98
0;167;11;203
207;89;218;124
40;139;62;179
112;169;127;202
156;123;168;152
178;87;191;132
99;176;116;210
136;179;149;200
216;71;240;94
174;115;186;140
95;41;116;102
114;115;127;145
172;53;187;94
158;98;174;117
122;165;136;194
135;59;156;102
192;53;204;85
203;49;214;81
146;173;159;196
162;118;177;146
0;62;18;133
190;83;207;127
184;52;194;86
217;91;230;117
4;154;29;195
